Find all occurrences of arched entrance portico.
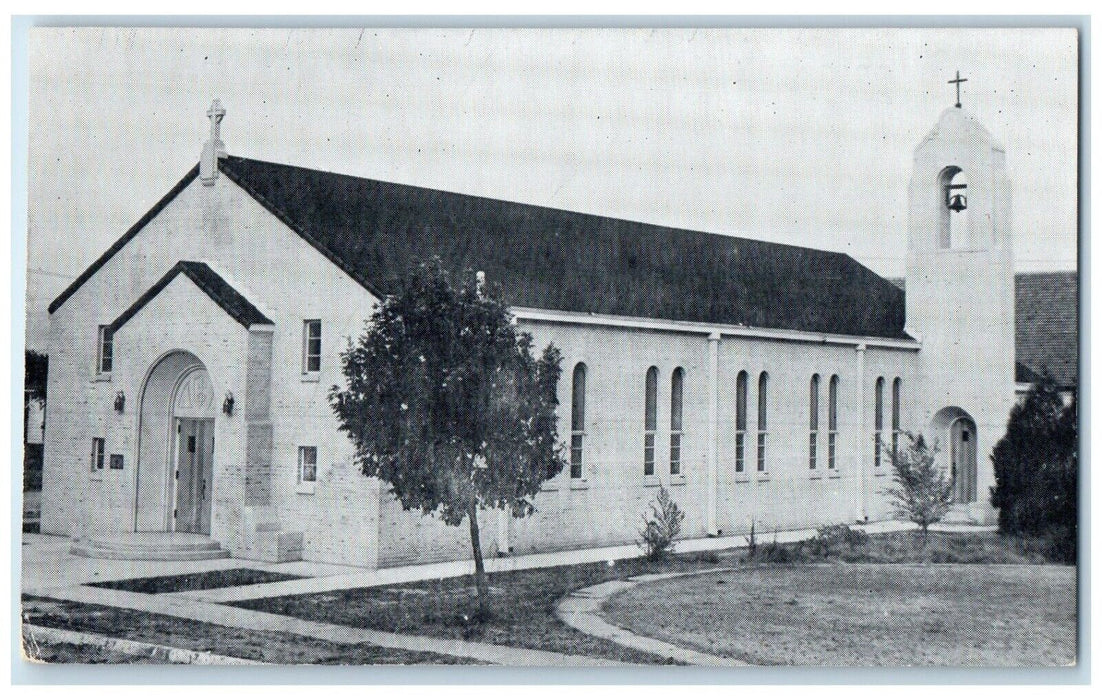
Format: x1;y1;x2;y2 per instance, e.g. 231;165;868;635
930;406;978;504
134;351;216;533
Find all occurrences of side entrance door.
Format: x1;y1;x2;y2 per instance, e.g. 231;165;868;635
950;418;977;504
174;418;214;534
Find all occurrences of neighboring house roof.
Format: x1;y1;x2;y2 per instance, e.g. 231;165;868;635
888;274;1079;389
1015;271;1078;389
110;261;273;332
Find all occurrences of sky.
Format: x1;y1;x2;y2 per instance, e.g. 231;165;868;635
23;27;1079;348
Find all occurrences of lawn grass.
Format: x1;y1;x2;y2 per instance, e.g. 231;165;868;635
233;554;730;664
22;637;180;664
602;563;1077;666
21;596;479;665
231;529;1072;666
88;568;304;594
763;528;1061;566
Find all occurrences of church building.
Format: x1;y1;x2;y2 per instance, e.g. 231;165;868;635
40;92;1017;567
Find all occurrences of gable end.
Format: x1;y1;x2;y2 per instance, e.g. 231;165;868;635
110;260;273;332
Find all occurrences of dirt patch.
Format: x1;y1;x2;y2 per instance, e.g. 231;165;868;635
22;637;180;664
88;568;304;594
602;563;1077;666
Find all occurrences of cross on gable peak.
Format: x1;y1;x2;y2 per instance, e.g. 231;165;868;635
948;71;968;109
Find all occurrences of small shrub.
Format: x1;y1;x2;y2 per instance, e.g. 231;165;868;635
883;433;954;543
694;550;721;565
806;524;870;558
744;521;757;559
638;487;685;561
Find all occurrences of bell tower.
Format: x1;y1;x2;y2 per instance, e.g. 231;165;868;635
905;76;1015;524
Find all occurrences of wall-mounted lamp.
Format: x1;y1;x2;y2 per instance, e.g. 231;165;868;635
222;391;235;416
113;390;125;413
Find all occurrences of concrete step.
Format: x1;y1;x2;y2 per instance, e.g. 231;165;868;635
70;532;231;561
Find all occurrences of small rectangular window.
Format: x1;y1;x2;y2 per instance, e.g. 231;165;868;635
298;446;318;483
97;326;113;374
110;454;124;470
303;320;322;373
91;438;105;472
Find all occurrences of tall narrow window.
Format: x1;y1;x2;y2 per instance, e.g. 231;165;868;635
735;371;748;473
90;437;105;472
303;320;322;373
97;325;113;374
570;363;586;479
892;378;902;461
643;366;658;476
670;368;684;475
828;375;839;470
298;446;318;483
757;372;768;472
874;377;885;470
809;374;820;470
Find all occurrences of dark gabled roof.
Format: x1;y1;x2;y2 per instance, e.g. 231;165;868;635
1015;271;1078;389
110;261;272;332
888;274;1079;389
216;155;909;339
48;165;201;314
48;154;909;338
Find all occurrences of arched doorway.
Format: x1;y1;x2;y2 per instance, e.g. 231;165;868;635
135;351;216;533
930;406;978;505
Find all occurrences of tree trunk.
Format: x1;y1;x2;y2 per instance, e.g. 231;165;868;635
467;500;489;616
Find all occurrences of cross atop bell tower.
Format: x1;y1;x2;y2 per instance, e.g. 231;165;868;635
200;99;227;185
947;72;965;109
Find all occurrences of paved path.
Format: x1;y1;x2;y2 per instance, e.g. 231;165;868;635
557;569;748;666
24;583;625;666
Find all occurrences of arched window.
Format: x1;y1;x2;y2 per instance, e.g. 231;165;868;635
670;368;684;475
939;166;969;249
809;374;820;470
874;377;885;470
757;372;769;472
892;378;902;461
828;375;839;471
570;363;586;479
644;366;658;476
735;371;748;473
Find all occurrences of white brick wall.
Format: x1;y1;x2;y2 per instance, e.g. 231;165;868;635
43;164;926;569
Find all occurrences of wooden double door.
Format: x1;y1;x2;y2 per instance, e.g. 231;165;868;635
174;418;214;534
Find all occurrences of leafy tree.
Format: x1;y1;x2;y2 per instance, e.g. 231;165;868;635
23;351;48;492
638;486;685;560
991;376;1077;562
330;259;566;614
25;350;48;405
884;433;953;544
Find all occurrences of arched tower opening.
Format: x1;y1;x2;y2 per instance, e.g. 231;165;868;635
938;165;970;249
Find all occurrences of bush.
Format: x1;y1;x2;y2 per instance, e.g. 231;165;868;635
638;487;685;561
805;523;870;558
883;433;953;542
991;378;1077;563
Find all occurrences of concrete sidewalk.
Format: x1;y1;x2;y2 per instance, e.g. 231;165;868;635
25;583;625;666
23;520;994;602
